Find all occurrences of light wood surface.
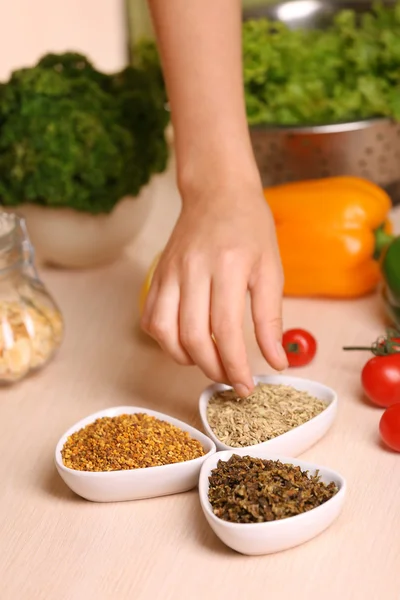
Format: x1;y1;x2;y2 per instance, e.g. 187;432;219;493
1;164;399;600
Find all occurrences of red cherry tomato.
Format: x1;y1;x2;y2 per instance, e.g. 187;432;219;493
379;403;400;452
282;329;317;367
361;354;400;408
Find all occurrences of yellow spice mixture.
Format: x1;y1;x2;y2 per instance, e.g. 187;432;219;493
62;413;205;472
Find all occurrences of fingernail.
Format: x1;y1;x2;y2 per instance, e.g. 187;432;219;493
275;341;289;370
234;383;251;398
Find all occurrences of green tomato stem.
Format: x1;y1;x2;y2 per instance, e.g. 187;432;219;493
342;346;372;351
285;343;300;353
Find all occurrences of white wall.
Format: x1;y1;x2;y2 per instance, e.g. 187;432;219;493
0;0;127;80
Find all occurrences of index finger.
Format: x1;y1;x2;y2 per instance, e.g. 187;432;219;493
210;267;253;397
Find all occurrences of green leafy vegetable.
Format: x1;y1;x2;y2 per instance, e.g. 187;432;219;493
0;52;168;214
243;2;400;125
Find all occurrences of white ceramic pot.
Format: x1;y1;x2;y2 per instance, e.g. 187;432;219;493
6;182;155;269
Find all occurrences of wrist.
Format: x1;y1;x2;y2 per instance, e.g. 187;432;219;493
177;147;262;204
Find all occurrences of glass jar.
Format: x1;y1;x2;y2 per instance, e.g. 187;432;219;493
0;212;64;383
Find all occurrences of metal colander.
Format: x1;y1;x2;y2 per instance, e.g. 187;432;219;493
250;119;400;203
244;0;400;204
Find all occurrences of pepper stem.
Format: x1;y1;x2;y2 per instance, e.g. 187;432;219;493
374;224;395;260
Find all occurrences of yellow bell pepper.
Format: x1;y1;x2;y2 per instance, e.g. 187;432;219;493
140;176;393;307
264;176;392;298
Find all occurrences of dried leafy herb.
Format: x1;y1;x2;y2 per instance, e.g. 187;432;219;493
207;384;327;447
208;455;338;524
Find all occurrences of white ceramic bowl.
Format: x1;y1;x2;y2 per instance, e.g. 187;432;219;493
199;374;337;456
199;448;346;555
55;406;216;502
10;183;154;269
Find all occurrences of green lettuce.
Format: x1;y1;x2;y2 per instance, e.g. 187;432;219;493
243;2;400;125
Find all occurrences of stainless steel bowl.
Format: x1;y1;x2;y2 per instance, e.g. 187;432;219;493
250;119;400;202
243;0;396;30
244;1;400;204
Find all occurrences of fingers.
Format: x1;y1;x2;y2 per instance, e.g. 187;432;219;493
250;262;288;371
211;260;253;397
179;266;228;383
141;247;287;391
141;276;194;366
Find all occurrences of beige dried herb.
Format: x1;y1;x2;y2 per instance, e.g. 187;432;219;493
207;383;327;447
62;413;205;472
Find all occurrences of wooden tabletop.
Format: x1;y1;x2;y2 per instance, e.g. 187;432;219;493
1;164;399;600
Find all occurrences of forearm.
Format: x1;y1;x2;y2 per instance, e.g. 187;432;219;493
147;0;260;197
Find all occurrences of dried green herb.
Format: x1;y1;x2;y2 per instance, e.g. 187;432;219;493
208;455;338;524
207;383;327;447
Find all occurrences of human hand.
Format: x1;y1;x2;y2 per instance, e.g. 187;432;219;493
141;179;288;397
